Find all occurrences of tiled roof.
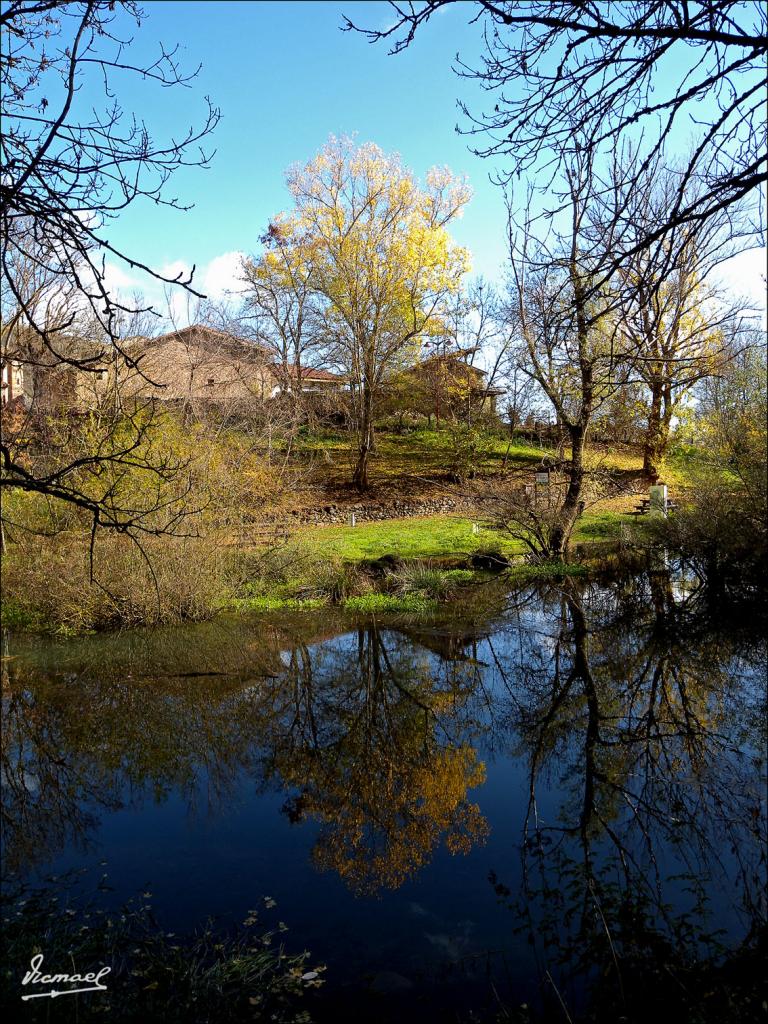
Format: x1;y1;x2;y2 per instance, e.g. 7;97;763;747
413;350;487;375
140;324;273;360
284;364;343;381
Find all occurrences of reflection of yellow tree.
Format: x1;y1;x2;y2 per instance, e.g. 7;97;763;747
275;626;490;894
2;616;491;892
305;745;488;894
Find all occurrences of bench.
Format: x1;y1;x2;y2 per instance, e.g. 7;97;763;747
632;498;678;516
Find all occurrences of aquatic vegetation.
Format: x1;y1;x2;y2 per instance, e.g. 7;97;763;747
1;881;322;1023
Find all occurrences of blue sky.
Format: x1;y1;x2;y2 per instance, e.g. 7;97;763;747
96;0;764;318
103;1;509;301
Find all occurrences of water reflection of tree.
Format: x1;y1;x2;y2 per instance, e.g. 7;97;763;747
273;626;489;894
1;620;287;873
1;618;491;893
489;575;766;1022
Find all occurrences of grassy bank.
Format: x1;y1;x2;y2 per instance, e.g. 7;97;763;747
0;419;688;637
0;509;639;635
281;509;638;562
229;524;599;617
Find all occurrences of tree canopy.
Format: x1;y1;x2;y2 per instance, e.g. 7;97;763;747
347;1;767;264
247;136;472;488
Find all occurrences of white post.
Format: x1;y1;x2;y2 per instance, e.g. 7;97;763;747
347;512;356;527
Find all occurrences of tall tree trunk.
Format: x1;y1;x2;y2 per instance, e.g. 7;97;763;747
352;386;374;490
643;382;669;481
352;437;371;490
549;424;586;557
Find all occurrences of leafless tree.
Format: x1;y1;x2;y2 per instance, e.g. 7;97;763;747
500;352;538;435
240;219;326;428
346;1;767;268
1;1;220;539
597;153;757;479
506;151;627;556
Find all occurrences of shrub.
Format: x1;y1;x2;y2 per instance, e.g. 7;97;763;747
392;561;473;599
374;410;431;434
1;533;232;634
443;424;496;483
303;559;373;602
651;476;767;592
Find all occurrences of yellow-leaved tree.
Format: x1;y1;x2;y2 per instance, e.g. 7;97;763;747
283;136;472;489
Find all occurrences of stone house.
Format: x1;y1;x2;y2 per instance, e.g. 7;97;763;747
5;325;347;418
119;325;347;414
386;350;505;423
120;325;278;408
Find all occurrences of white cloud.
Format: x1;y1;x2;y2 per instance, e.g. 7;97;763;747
202;250;247;299
103;262;139;294
128;252;248;328
82;251;249;330
158;259;193;285
714;247;767;318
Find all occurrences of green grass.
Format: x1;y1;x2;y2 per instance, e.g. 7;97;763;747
0;597;89;638
289;510;636;563
231;595;328;612
226;513;631;618
575;510;639;538
437;568;476;585
291;516;519;561
342;593;438;614
5;510;639;632
386;428;550;463
0;598;42;632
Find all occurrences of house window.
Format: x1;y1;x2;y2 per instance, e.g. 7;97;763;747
207;377;215;386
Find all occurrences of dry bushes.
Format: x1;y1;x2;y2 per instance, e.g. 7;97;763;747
0;406;289;633
2;533;231;633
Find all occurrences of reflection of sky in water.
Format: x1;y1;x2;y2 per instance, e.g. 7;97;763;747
1;576;765;1012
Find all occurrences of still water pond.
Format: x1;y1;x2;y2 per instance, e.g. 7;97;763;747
2;572;766;1021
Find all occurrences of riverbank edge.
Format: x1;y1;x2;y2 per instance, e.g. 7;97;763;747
0;511;647;636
